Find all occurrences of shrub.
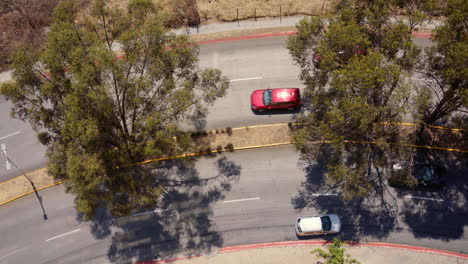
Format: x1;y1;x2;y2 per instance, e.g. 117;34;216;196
224;143;234;152
226;127;233;136
216;145;223;152
205;146;212;154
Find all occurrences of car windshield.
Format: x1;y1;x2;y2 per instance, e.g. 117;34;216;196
263;90;272;105
320;216;332;231
422;166;434;181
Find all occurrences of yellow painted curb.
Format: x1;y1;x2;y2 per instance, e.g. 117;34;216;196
408;144;468;153
0;180;68;206
379;121;462;132
1;122;466;207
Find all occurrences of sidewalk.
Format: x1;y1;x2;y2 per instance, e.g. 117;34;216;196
140;241;468;264
174;15;443;36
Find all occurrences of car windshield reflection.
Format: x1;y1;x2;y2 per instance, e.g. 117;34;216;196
263;89;272;105
321;216;332;231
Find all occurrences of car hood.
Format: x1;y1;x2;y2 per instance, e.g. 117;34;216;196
251;90;265;107
329;214;341;232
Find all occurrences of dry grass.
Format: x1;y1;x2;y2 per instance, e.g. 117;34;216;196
107;0;329;25
197;0;327;23
0;168;56;205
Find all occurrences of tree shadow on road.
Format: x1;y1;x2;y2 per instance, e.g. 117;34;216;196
291;154;399;243
397;150;468;240
292;148;468;244
76;155;241;264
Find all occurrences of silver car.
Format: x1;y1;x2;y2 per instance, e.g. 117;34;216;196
295;214;341;237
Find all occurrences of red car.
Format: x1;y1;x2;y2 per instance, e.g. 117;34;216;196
251;88;301;111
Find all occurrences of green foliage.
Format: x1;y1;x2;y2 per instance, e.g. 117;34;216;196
0;0;229;219
312;238;360;264
417;0;467;126
224;143;234;152
287;1;419;200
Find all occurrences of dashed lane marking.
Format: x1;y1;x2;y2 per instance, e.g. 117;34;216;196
404;195;444;202
230;77;263;82
0;131;21;141
223;197;261;203
0;247;26;260
45;228;81;242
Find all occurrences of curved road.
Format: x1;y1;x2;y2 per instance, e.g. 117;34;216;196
0;146;466;263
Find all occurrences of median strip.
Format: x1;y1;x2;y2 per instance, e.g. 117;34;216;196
0;121;466;207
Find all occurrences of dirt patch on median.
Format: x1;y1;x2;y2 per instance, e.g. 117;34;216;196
0;168;56;205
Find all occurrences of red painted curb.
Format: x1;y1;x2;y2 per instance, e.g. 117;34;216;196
38;30;433;78
196;30;432;45
135;240;468;263
412;32;432;37
197;31;297;45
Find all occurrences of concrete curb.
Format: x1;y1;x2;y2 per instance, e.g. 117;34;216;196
1;120;466;207
137;241;468;264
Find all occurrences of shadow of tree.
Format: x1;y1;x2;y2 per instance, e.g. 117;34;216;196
397;150;468;240
252;107;301;115
291;154;399;242
77;155;241;263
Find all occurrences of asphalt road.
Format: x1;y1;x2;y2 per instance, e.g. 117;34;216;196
0;35;435;182
0;146;466;264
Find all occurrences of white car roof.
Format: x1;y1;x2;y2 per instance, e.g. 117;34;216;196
300;216;323;232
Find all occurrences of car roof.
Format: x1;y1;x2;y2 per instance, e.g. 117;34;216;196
299;216;323;232
271;88;299;103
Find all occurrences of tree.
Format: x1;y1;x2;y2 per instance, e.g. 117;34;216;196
288;2;418;200
0;0;229;219
416;0;467;128
312;238;360;264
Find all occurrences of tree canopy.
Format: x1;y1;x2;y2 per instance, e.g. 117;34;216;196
0;0;229;219
286;0;450;200
416;0;467;126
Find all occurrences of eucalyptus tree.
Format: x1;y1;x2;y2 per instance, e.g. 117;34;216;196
416;0;467;128
287;0;422;200
0;0;229;219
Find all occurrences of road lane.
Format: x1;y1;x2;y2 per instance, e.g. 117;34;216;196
0;34;437;182
0;36;302;182
0;146;466;263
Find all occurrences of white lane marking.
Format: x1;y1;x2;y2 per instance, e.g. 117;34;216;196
311;193;338;196
404;195;444;202
0;131;21;140
1;143;11;170
0;247;26;260
230;77;263;82
223;197;260;203
45;228;81;242
132;209;170;217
